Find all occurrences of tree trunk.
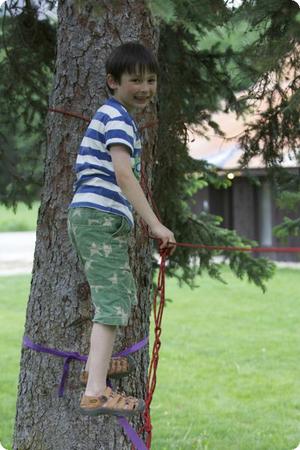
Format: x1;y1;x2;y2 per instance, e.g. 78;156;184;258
13;1;159;449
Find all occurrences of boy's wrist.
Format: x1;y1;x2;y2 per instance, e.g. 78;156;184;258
147;218;161;230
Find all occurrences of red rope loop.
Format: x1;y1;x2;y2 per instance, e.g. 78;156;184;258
137;165;300;449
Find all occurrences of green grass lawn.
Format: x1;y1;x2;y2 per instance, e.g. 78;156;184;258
0;202;39;232
0;269;300;450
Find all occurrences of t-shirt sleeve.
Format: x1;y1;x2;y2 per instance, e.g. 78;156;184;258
105;117;135;156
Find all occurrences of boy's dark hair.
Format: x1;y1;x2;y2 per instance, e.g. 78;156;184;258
105;42;159;94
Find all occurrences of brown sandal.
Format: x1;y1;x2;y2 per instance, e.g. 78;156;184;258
80;355;135;385
79;386;145;417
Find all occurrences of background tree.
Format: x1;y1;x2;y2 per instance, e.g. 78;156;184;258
0;0;56;206
13;1;159;448
150;0;300;288
236;0;300;240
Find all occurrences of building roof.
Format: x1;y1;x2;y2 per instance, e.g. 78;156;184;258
187;110;299;171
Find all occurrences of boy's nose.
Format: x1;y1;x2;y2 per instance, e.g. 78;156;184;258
142;79;155;90
140;82;149;92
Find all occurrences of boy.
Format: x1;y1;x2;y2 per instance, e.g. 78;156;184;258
67;42;176;417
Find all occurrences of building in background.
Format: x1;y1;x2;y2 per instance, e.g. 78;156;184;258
187;111;300;261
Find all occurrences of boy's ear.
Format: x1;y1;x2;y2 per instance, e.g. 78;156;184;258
106;74;119;91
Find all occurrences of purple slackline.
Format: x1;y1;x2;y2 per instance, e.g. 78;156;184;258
113;337;148;357
118;417;148;450
23;335;149;450
106;380;148;450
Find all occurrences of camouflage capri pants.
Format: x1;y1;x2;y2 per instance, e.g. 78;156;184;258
67;207;138;326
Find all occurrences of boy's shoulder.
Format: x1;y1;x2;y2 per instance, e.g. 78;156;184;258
96;98;127;120
94;98;138;132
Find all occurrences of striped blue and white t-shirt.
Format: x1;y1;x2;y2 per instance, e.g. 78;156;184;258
68;97;142;227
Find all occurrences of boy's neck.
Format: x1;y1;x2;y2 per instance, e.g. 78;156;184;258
111;96;137;116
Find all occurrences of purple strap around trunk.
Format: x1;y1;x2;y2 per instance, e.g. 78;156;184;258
23;335;87;396
23;335;149;450
23;335;148;397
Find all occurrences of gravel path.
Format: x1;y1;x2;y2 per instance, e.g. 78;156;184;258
0;231;36;275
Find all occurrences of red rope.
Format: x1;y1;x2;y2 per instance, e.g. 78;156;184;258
135;246;170;448
152;242;300;253
48;107;159;132
48;107;90;123
49;106;300;450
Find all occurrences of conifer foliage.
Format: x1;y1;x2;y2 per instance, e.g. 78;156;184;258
151;0;299;290
0;0;56;206
1;0;300;289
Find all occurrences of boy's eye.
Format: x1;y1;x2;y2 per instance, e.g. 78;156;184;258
130;77;157;83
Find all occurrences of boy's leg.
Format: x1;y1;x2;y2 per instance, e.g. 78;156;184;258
84;322;117;397
68;208;143;415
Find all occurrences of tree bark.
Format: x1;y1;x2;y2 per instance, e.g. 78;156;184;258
13;1;159;449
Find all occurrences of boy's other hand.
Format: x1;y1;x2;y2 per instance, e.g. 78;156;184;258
150;222;176;256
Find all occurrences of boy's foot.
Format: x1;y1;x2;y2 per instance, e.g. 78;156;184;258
79;386;145;417
80;355;135;384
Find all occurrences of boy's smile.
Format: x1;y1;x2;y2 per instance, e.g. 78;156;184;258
107;71;157;113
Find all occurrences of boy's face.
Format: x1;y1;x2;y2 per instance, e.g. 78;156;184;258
107;71;157;113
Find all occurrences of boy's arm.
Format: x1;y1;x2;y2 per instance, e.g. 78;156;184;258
109;145;176;253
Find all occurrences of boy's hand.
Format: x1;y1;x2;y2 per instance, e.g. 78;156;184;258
150;222;176;256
